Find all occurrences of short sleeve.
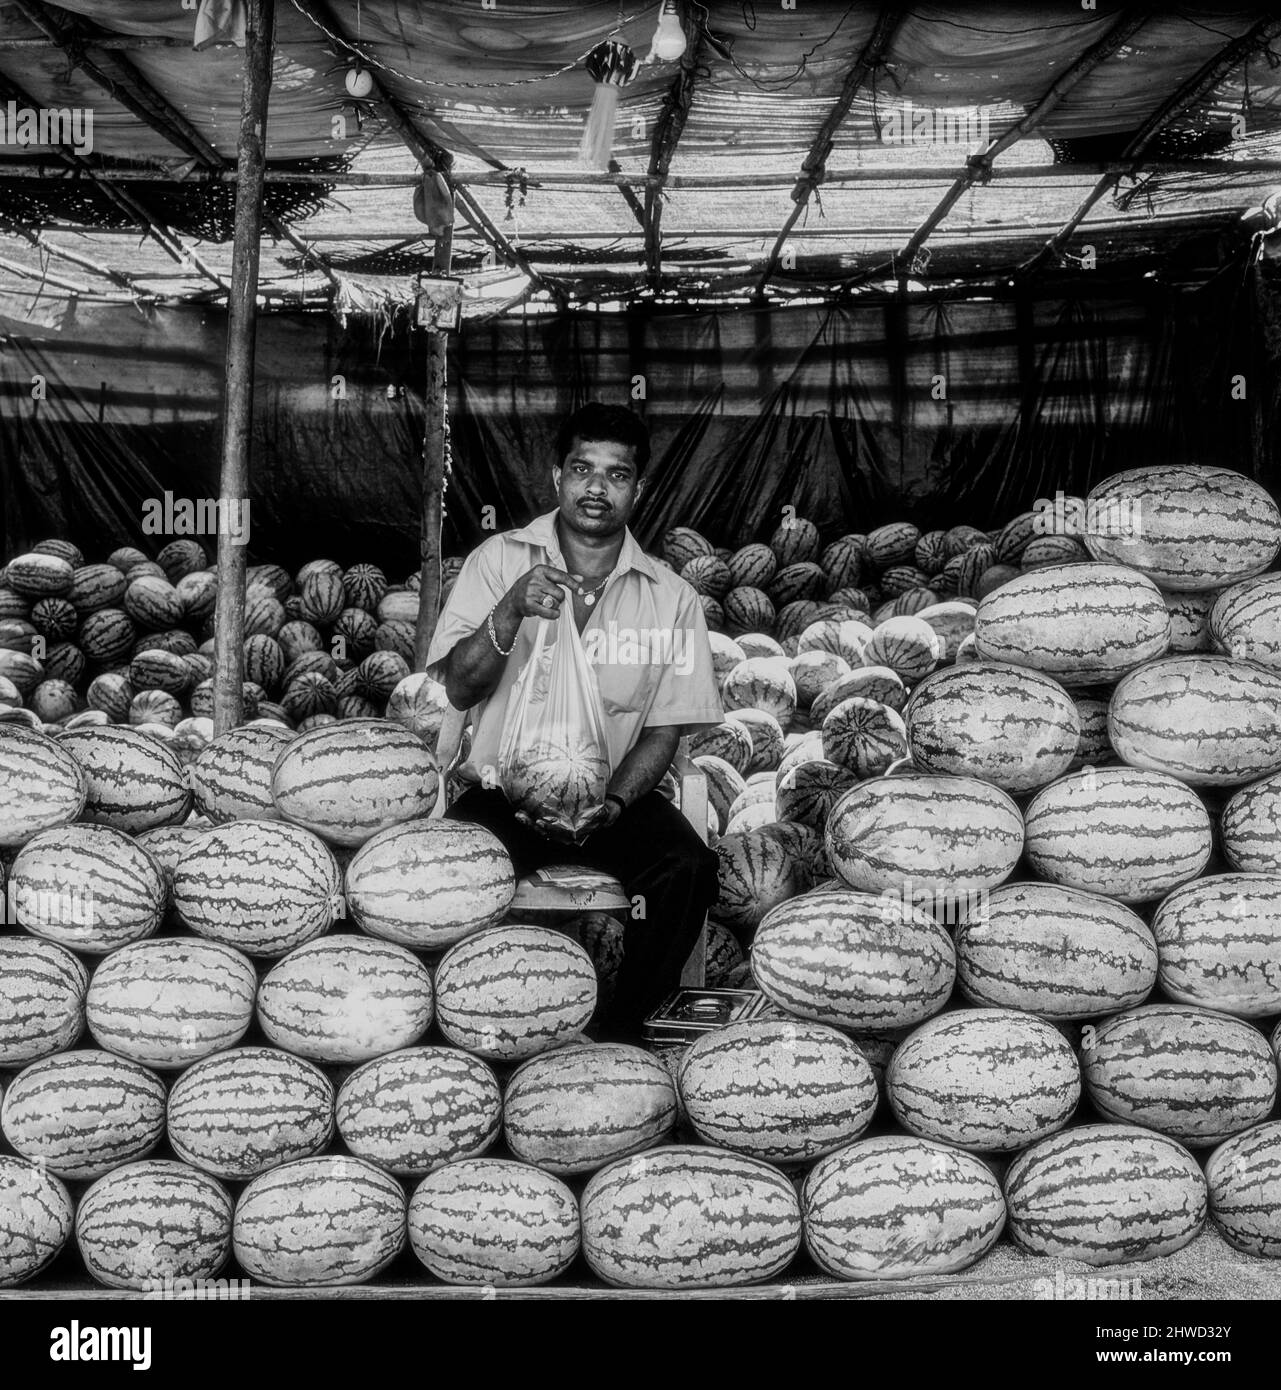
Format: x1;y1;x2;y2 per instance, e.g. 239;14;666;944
642;584;724;731
424;539;508;684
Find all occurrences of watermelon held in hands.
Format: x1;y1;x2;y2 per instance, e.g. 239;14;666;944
501;730;610;842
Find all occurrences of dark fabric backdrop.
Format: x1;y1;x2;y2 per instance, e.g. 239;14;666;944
1;253;1277;574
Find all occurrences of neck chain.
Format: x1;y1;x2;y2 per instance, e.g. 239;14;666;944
581;573;611;607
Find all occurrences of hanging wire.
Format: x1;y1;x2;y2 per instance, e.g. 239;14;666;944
691;0;861;93
288;0;647;90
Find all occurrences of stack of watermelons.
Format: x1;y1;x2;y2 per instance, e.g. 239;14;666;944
1;461;1281;1294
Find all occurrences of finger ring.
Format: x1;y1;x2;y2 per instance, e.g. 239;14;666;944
542;594;553;607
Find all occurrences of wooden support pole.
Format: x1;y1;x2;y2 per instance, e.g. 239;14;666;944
413;221;454;671
213;0;275;735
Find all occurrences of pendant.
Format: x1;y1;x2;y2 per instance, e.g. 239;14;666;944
584;593;596;606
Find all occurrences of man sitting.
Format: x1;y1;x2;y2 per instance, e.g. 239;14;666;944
426;402;724;1040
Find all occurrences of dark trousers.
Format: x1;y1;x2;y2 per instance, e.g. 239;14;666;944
446;785;720;1035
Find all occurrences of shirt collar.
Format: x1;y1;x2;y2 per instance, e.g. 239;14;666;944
508;508;660;582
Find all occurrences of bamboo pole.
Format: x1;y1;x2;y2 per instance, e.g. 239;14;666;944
212;0;275;735
413;219;454;671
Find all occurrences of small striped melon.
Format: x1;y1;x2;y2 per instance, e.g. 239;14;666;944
233;1156;406;1288
770;516;820;566
407;1158;579;1288
1205;1121;1281;1257
7;552;73;597
0;1049;166;1180
0;937;87;1065
711;829;801;931
677;1019;877;1163
173;819;340;957
1082;1003;1277;1146
1209;571;1281;669
727;542;778;589
581;1146;802;1290
189;723;294;823
335;1047;501;1176
270;718;441;847
166;1047;334;1180
954;882;1157;1019
85;938;256;1068
867;522;919;568
1108;654;1281;787
752;890;955;1032
0;1156;74;1287
887;1008;1081;1153
825;773;1023;898
688;719;753;773
79;607;137;664
1022;766;1213;902
67;563;126;613
1151;874;1281;1016
863;615;942;682
1164;587;1217;653
821;697;908;778
76;1160;233;1291
722;586;776;635
974;563;1171;687
344;819;515;951
55;724;191;833
257;935;433;1063
774;758;856;830
904;662;1079;793
1221;770;1281;872
433;926;596;1060
1005;1123;1206;1265
1082;464;1281;590
1069;693;1114;767
803;1136;1006;1281
503;1043;677;1176
811;666;907;723
9;823;164;953
725;708;785;776
384;672;451;747
0;725;86;848
915;601;977;662
721;657;796;727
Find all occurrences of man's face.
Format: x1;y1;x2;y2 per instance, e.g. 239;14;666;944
554;436;645;539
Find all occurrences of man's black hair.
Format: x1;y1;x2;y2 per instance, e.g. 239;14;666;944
556;402;651;475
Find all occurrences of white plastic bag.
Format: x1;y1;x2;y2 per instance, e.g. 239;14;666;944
498;588;611;842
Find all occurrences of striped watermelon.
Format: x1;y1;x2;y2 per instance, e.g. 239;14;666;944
681;554;732;599
825;773;1023;898
173;820;339;957
1068;692;1114;769
86;671;133;722
1022;766;1212;902
797;617;872;665
357;650;409;700
155;539;207;581
407;1158;579;1287
374;620;415;666
695;754;748;832
711;829;801;931
76;1160;232;1291
133;823;208;905
863;615;942;682
270;719;440;847
0;725;86;847
257;935;433;1063
821;697;908;778
0;1049;166;1180
774;758;856;831
768;562;827;608
433;926;596;1060
0;937;87;1065
770;516;820;566
1221;770;1281;872
128;689;183;729
1020;535;1088;569
6;553;73;597
233;1155;406;1288
727;542;777;589
1164;588;1217;653
344;820;515;950
954;882;1157;1019
244;586;287;640
704;918;746;986
974;563;1170;687
1108;654;1281;787
30;596;76;641
1151;873;1281;1016
811;666;907;723
707;634;747;685
107;547;148;572
299;569;346;624
879;565;931;599
736;631;786;660
867;523;920;569
335;1047;501;1176
384;672;450;746
503;1043;677;1176
677;1019;877;1163
721;657;796;726
803;1136;1005;1281
79;607;137;664
581;1146;802;1289
822;535;865;590
904;662;1079;793
124;575;184;630
277;619;324;665
128;647;191;695
913;601;975;662
752;889;954;1031
0;1156;74;1287
722;587;775;634
42;642;85;687
280;672;337;722
85;938;256;1068
788;651;852;709
1082;464;1281;590
0;649;42;696
166;1047;334;1180
189;723;294;823
242;633;285;693
29;678;78;725
725;708;785;775
663;527;713;571
67;563;126;613
1209;572;1281;669
887;1008;1081;1152
176;571;217;621
10;823;164;953
1005;1123;1206;1265
1205;1122;1281;1257
1082;1003;1277;1146
55;724;191;833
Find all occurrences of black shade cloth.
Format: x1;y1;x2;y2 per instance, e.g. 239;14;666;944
2;254;1277;573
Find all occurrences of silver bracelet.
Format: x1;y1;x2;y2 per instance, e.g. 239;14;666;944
486;605;516;657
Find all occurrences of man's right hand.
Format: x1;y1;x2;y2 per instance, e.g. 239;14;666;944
504;564;582;621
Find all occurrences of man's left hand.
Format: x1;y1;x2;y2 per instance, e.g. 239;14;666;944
576;797;623;840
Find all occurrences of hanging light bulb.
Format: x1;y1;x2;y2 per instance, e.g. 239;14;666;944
345;63;374;99
648;0;686;63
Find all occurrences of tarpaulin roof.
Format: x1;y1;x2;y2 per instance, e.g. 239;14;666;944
3;2;1281;314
